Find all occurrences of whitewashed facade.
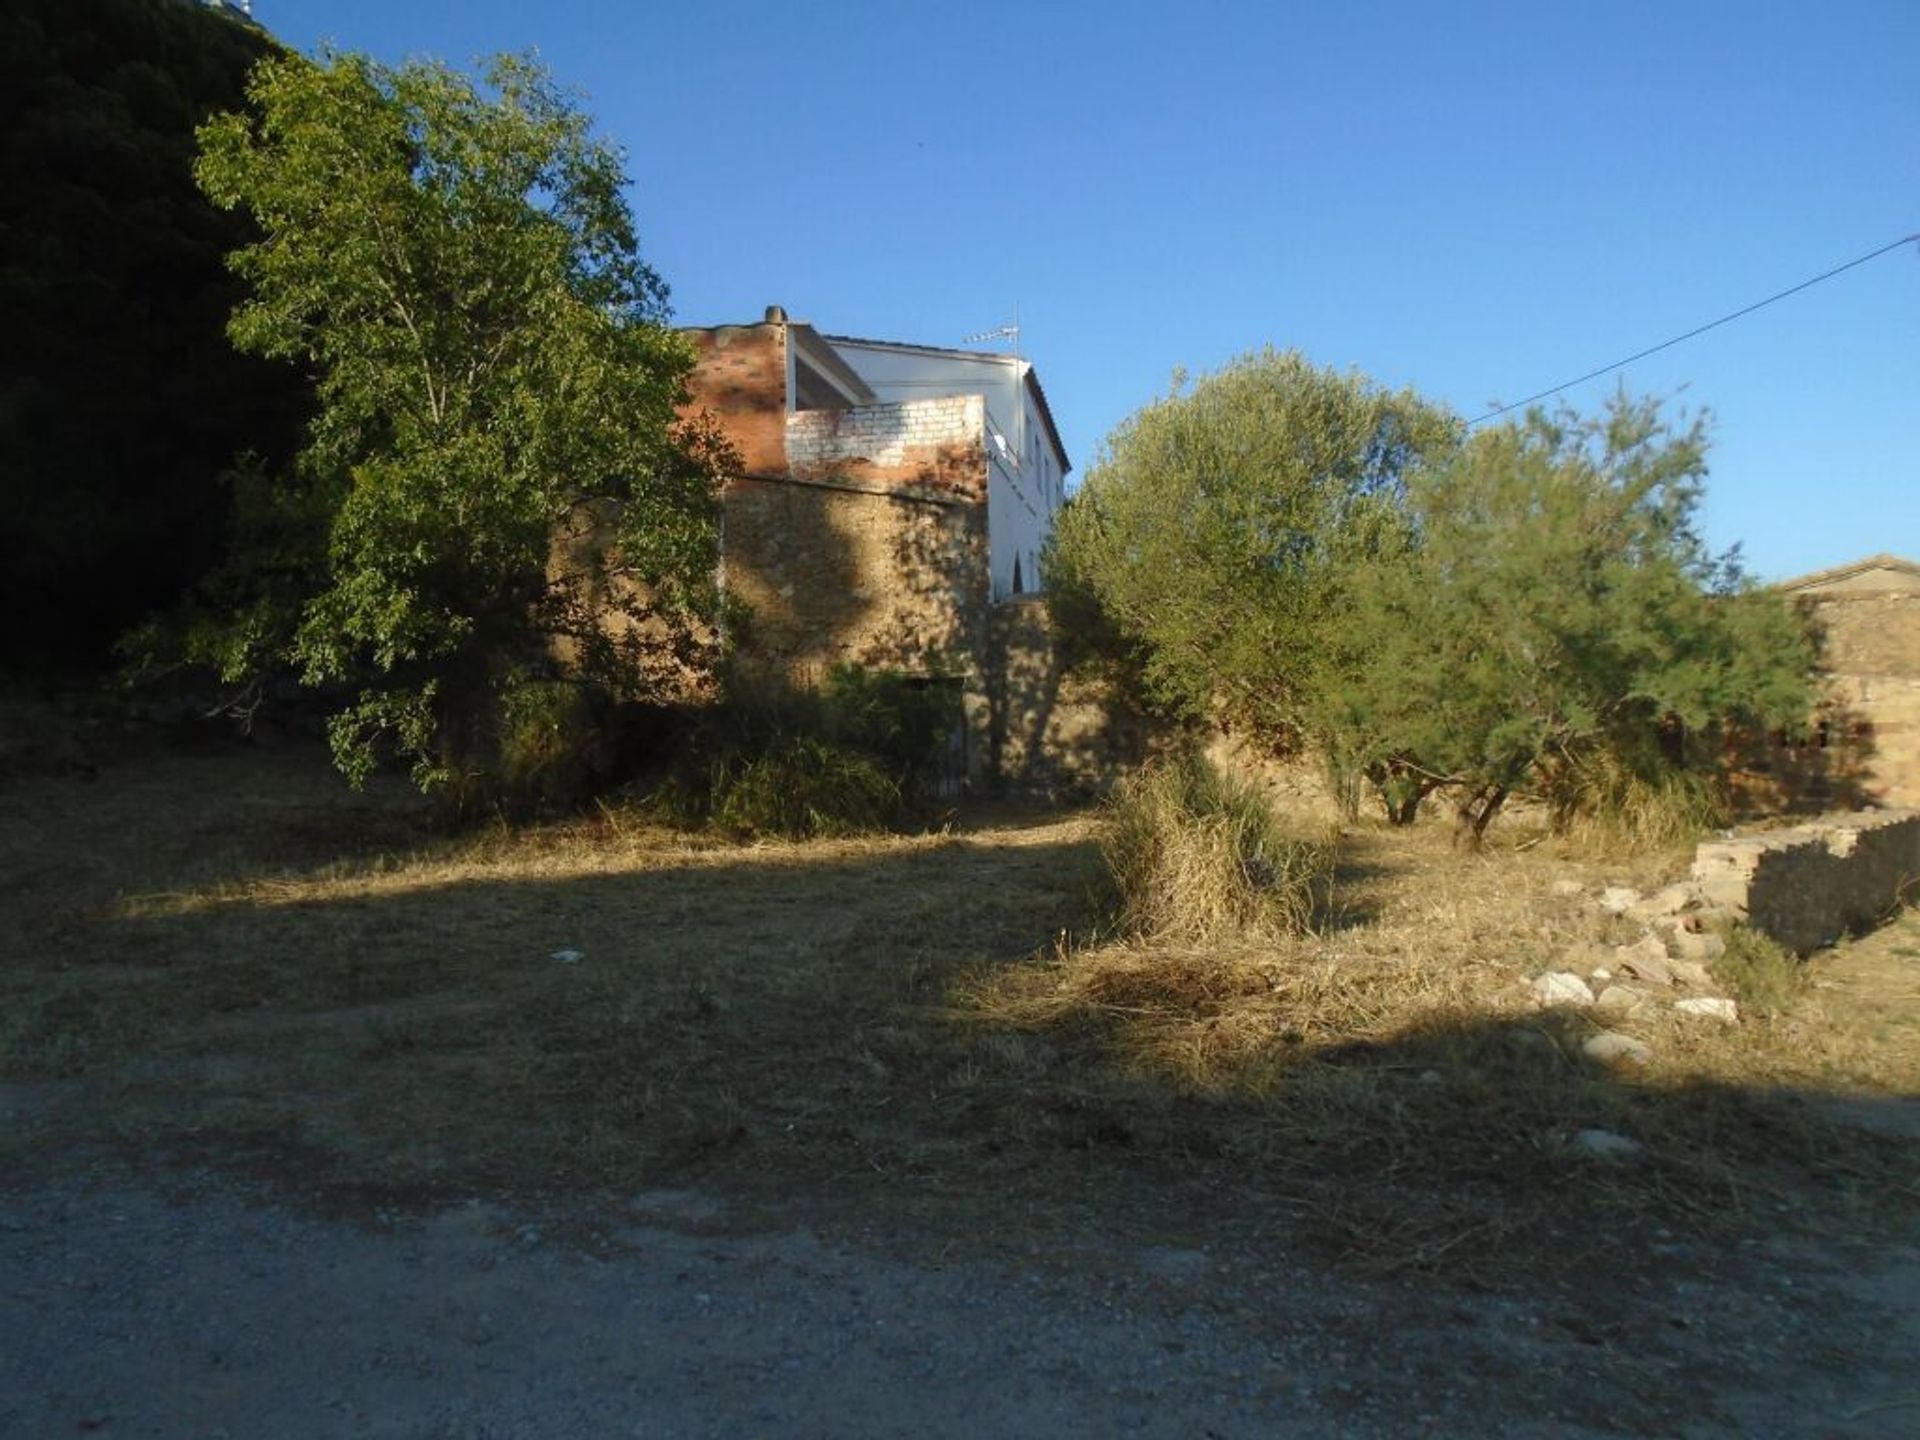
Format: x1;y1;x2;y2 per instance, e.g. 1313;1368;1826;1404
820;335;1071;602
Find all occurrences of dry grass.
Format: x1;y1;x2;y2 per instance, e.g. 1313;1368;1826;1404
3;736;1915;1282
1099;755;1336;942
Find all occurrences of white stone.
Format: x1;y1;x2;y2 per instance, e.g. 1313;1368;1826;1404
1599;886;1640;915
1531;972;1595;1008
1675;996;1739;1025
1583;1031;1654;1066
1570;1128;1645;1160
1551;879;1587;898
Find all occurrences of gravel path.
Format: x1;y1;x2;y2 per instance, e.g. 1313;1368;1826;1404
4;1166;1917;1439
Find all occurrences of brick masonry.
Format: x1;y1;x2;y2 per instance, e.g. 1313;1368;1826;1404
786;397;988;503
682;324;789;478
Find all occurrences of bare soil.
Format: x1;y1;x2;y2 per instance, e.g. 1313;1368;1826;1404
3;735;1918;1437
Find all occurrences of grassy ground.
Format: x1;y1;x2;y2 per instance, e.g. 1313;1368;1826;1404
4;736;1916;1282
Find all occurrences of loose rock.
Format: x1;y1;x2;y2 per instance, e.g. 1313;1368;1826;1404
1669;930;1727;963
1570;1128;1645;1160
1666;959;1714;989
1615;936;1675;986
1675;996;1739;1025
1551;879;1587;899
1598;886;1640;915
1583;1031;1654;1066
1531;972;1595;1009
1594;984;1649;1017
1628;884;1699;922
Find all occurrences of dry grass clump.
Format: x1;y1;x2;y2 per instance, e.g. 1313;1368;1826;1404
961;824;1919;1275
1100;754;1335;943
1546;749;1728;857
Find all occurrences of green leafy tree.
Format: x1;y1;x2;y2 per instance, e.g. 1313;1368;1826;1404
1322;394;1815;843
182;49;730;791
1045;349;1460;747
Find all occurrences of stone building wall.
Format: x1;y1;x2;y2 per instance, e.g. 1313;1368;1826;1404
987;598;1152;794
723;480;988;687
1748;590;1920;811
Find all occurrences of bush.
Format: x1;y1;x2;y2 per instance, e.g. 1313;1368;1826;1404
1713;926;1804;1015
1101;754;1333;941
706;736;903;839
1546;745;1729;856
494;679;606;813
660;665;962;839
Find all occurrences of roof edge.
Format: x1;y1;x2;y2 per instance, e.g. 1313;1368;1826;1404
1776;552;1920;592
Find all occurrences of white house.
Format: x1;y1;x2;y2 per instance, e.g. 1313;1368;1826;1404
819;332;1071;601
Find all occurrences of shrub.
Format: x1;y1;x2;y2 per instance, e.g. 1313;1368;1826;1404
706;736;903;839
1545;745;1729;856
660;665;962;839
1713;926;1804;1015
1101;754;1333;941
494;678;605;813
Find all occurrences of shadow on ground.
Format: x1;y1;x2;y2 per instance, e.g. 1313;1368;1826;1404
1;741;1914;1292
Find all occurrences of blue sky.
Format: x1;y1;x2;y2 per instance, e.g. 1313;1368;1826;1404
267;0;1916;580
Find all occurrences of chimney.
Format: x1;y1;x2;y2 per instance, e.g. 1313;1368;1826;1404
764;305;787;324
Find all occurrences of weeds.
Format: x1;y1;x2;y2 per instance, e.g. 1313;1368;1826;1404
1100;754;1334;942
1713;925;1805;1015
657;665;960;839
1547;747;1728;856
705;736;903;838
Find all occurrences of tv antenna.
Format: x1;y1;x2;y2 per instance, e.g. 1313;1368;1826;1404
963;304;1020;358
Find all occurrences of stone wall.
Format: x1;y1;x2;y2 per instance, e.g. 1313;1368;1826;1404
723;480;988;686
987;598;1152;794
1690;810;1920;954
1746;591;1920;811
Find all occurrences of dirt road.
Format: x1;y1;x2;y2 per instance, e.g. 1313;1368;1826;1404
4;1159;1917;1439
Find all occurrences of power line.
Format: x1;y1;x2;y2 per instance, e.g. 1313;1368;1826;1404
1467;232;1920;426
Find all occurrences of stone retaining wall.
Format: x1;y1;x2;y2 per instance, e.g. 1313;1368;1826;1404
987;598;1152;794
1690;810;1920;954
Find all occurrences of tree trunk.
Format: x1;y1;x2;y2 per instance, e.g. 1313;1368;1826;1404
1370;761;1435;827
1452;784;1510;849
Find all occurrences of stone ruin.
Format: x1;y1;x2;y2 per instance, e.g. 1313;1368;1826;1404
1690;809;1920;955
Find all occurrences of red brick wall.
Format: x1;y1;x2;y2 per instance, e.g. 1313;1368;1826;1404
681;323;788;478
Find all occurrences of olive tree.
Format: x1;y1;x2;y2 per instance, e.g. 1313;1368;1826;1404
1045;348;1460;747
